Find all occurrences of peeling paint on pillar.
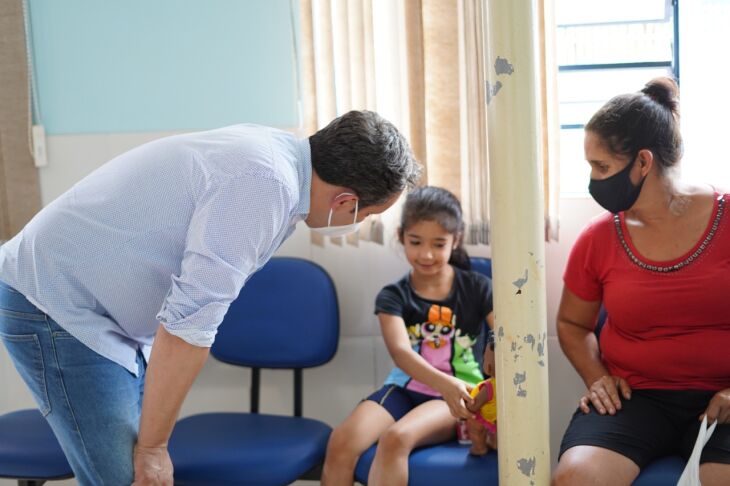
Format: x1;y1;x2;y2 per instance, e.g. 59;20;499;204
524;333;535;350
486;80;503;104
523;332;547;367
486;55;515;104
513;371;527;397
495;56;515;75
537;332;547;367
511;335;523;363
512;269;528;294
517;456;536;484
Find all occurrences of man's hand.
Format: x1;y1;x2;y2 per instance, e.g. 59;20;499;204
131;444;173;486
579;375;632;415
133;326;209;486
700;388;730;424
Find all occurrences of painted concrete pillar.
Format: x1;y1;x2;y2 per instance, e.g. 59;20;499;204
484;0;551;484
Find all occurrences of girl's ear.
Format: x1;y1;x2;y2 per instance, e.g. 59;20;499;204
453;232;463;249
397;226;404;244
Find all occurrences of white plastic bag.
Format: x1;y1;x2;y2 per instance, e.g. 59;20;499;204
676;416;718;486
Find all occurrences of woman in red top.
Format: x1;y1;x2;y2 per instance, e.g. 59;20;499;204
552;77;730;486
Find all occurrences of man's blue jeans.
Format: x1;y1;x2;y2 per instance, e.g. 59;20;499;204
0;280;146;485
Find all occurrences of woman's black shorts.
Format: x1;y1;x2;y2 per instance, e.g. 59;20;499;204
559;389;730;469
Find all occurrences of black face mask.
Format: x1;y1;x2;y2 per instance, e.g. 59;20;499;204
588;153;646;214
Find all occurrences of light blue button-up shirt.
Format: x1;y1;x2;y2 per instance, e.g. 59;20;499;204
0;125;311;375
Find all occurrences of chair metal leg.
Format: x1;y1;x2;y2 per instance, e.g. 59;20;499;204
300;463;323;481
294;368;303;417
250;367;260;414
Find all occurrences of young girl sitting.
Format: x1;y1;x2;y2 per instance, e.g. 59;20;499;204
322;186;495;486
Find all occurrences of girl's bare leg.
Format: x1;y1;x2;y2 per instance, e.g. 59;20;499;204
367;400;456;486
322;400;395;486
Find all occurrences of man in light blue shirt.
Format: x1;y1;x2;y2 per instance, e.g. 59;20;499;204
0;110;421;485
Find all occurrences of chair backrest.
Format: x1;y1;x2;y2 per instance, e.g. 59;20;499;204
211;257;339;369
469;257;493;361
470;257;492;279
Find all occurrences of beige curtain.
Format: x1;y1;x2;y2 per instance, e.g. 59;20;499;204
539;0;560;241
460;0;490;244
404;0;427;178
421;0;461;197
299;0;560;247
0;0;41;241
300;0;380;246
459;0;559;244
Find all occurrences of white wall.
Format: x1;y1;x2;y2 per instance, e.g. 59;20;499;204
0;131;604;485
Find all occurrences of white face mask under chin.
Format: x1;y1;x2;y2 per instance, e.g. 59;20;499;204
311;194;362;238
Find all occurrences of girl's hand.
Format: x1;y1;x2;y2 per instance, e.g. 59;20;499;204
131;445;173;486
438;375;474;419
700;388;730;424
579;375;631;415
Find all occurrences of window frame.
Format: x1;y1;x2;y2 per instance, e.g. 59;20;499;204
556;0;680;196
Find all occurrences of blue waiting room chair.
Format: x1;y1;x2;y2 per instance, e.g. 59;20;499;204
169;257;339;485
355;257;498;485
633;457;685;486
0;409;73;486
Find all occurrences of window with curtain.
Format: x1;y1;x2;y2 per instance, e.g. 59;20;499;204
300;0;561;246
555;0;677;196
300;0;471;247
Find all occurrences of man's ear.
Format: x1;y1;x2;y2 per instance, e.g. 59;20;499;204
332;192;358;213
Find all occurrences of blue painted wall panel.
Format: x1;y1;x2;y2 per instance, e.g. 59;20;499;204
28;0;299;134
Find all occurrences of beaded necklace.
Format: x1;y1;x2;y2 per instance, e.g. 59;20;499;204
613;196;725;272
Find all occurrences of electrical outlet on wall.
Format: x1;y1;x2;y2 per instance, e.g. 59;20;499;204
31;124;47;167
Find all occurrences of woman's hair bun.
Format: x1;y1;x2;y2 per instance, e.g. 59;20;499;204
641;77;679;113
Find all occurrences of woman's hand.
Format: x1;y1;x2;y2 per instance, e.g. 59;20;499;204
579;375;632;415
437;375;474;419
700;388;730;424
131;445;173;486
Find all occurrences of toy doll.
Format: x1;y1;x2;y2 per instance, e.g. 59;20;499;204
466;335;497;456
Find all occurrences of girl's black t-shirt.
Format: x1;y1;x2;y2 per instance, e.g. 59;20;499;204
375;266;493;393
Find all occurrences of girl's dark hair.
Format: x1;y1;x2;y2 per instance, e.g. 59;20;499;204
397;186;470;270
585;77;682;171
